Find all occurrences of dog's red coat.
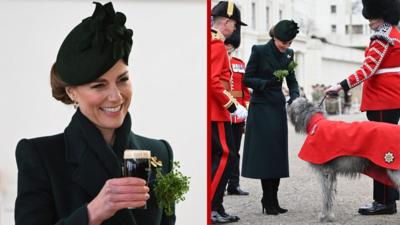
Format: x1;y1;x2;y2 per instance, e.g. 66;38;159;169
299;113;400;186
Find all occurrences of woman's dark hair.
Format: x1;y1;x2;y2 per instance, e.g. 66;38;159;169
269;25;275;38
50;63;73;104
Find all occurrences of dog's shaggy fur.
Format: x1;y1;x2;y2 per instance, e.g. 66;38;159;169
287;97;400;222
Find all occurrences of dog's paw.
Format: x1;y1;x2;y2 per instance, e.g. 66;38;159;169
319;213;336;223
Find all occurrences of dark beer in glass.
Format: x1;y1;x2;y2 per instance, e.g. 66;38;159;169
123;150;151;209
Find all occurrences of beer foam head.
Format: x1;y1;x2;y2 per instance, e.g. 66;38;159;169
124;150;151;159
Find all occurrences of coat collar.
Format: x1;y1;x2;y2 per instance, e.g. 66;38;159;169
306;113;325;134
65;109;125;176
64;109;140;225
211;28;225;41
266;39;285;58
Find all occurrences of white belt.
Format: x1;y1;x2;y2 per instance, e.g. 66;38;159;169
375;67;400;75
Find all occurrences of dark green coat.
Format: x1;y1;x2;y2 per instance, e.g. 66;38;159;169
15;110;175;225
241;40;299;179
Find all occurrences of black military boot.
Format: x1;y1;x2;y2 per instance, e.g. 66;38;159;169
358;201;397;215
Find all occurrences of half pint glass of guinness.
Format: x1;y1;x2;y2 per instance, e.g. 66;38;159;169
123;150;151;209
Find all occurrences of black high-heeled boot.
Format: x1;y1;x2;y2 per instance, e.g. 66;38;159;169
261;197;279;215
272;179;288;214
273;196;288;213
261;179;279;215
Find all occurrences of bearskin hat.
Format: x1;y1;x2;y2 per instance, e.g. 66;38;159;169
362;0;400;25
224;25;241;49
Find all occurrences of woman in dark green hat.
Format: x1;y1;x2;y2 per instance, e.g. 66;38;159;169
241;20;300;215
15;2;175;225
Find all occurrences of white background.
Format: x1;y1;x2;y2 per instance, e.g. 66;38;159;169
0;0;206;224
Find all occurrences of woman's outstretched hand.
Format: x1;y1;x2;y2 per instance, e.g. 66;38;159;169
87;177;150;225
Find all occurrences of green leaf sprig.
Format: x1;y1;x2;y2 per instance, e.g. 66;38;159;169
273;70;289;81
273;61;298;81
288;61;298;72
154;161;190;216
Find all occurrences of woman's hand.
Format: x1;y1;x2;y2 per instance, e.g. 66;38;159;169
87;177;150;225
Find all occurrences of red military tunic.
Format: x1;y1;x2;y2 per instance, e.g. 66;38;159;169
298;113;400;187
229;56;250;123
341;24;400;111
210;28;236;121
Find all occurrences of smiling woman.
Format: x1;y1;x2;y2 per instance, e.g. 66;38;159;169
63;60;132;144
14;2;177;225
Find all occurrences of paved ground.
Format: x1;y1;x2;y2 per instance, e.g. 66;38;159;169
224;112;400;225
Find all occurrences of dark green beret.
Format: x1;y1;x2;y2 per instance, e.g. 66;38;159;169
273;20;299;42
212;1;247;26
55;2;133;85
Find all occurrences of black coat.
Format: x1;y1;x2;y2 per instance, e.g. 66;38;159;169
15;110;175;225
241;40;299;179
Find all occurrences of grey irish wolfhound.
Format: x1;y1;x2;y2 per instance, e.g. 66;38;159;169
287;97;400;222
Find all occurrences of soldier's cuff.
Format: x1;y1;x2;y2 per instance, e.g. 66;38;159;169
227;104;237;113
340;79;350;92
223;90;237;113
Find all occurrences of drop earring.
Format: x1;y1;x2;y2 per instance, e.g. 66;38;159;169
73;101;79;109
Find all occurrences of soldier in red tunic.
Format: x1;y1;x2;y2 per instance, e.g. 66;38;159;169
325;0;400;215
210;1;247;224
224;25;250;196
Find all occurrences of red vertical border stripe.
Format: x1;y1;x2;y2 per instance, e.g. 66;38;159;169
206;0;211;224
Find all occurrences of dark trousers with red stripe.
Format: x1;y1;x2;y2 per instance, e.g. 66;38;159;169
211;121;235;213
227;122;245;189
367;109;400;205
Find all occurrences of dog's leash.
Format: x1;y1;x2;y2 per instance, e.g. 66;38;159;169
319;91;339;108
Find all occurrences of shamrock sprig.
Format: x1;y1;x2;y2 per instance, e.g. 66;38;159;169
273;61;298;81
154;161;190;216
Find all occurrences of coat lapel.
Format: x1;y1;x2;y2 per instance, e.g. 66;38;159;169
64;112;108;198
65;110;138;225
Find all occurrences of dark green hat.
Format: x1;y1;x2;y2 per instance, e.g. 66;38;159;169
212;1;247;26
273;20;299;42
55;2;133;85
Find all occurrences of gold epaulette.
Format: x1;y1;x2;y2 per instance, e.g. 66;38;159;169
212;29;225;41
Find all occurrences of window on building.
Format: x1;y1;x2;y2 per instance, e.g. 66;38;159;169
345;24;364;34
266;6;270;31
331;24;337;33
352;25;363;34
279;9;282;20
251;2;256;30
331;5;337;14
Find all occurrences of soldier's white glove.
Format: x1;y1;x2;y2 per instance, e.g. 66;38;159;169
232;104;248;119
